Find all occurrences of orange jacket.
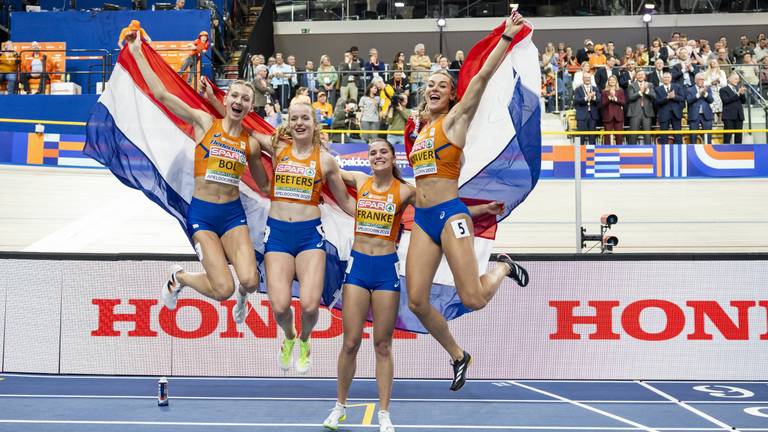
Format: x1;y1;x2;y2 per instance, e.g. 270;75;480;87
21;54;57;79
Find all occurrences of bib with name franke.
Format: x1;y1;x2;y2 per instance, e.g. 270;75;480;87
408;116;462;180
194;119;251;186
355;177;403;242
270;142;324;206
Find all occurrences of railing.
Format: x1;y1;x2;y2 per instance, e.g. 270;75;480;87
0;49;111;95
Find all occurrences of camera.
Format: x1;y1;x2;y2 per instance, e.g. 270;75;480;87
582;213;619;253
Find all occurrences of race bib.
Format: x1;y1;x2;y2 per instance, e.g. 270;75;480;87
356;194;396;236
273;161;316;201
205;142;247;186
409;133;437;177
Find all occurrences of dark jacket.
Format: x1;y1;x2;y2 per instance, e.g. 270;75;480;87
574;84;602;121
686;86;714;122
720;85;747;121
654;83;685;121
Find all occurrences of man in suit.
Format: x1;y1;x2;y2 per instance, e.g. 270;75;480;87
655;72;685;144
686;73;715;144
618;60;637;91
720;72;747;144
594;56;620;90
626;70;656;145
574;72;601;145
648;59;666;88
670;48;697;89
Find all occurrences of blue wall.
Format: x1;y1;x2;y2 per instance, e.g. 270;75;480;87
10;0;227;18
10;10;212;93
0;95;96;134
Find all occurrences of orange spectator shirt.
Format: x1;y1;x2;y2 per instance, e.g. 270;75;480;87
354;177;404;243
194;119;251;186
408;116;463;180
270;142;324;206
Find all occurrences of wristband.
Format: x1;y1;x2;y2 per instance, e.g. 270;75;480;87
501;34;513;42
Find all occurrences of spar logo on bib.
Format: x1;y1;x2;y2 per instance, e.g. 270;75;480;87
410;134;437;177
273;161;316;201
356;197;396;236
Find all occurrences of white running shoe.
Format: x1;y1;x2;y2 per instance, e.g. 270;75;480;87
232;288;248;324
322;402;347;430
161;265;184;310
378;410;395;432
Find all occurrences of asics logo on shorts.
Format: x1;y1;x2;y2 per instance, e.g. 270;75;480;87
439;211;446;220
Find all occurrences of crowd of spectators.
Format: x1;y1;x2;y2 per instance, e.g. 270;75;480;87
540;31;768;144
239;43;464;143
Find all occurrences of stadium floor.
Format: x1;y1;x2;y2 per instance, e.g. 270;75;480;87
1;374;767;431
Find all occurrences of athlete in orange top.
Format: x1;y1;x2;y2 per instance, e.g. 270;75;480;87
406;12;531;392
323;139;504;432
127;36;270;317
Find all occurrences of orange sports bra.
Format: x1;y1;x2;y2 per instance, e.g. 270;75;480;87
354;177;403;243
408;116;463;180
270;142;324;206
194;119;251;186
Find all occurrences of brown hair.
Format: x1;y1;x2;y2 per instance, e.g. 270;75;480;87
369;138;405;184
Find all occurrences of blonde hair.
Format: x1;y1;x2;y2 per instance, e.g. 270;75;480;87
228;79;256;100
272;102;325;151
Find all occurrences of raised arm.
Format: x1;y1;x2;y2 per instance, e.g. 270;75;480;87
339;169;367;188
248;135;271;195
322;152;356;217
444;12;525;145
468;201;504;218
200;76;226;117
128;36;210;139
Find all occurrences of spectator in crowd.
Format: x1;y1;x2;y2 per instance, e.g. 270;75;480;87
655;72;685;144
332;99;360;139
251;64;273;117
649;37;668;64
409;43;431;107
574;72;600;145
264;102;282;127
243;53;265;82
754;38;768;63
174;0;184;10
732;34;754;64
671;47;697;88
698;42;712;63
618;59;637;91
735;53;759;87
268;53;292;110
572;61;591;91
720;73;747;144
594;55;618;90
648;58;666;87
391;51;406;72
178;31;209;85
349;46;364;69
291;86;311;106
267;56;276;67
0;41;18;95
20;42;56;95
299;60;318;102
364;48;385;83
704;58;727;123
317;54;338;107
576;39;593;65
118;20;151;49
389;69;410;100
565;48;580;75
541;42;557;73
286;54;299;99
386;93;409;145
312;91;333;128
626;70;655;145
372;76;393;121
634;43;648;67
541;71;556;113
589;44;607;67
621;46;634;66
358;83;381;142
600;75;625;145
605;41;616;59
759;57;768;98
687;73;714;144
716;47;732;75
339;50;363;103
431;55;449;74
450;50;464;81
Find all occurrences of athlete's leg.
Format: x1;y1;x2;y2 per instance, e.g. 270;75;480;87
221;225;260;295
405;225;463;361
295;249;326;341
336;283;371;404
175;230;235;300
371;289;399;411
440;214;508;311
265;252;297;339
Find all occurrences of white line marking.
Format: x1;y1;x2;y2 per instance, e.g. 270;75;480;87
637;381;735;432
0;420;726;430
507;381;658;432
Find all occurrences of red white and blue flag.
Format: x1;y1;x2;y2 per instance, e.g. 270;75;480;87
85;22;540;333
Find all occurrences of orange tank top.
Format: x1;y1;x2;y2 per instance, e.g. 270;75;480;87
408;116;463;180
194;119;251;186
270;142;324;206
354;177;403;243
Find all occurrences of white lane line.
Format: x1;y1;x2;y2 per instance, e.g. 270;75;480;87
507;381;659;432
0;420;644;430
636;381;735;432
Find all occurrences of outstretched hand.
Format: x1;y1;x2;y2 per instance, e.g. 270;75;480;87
504;11;525;38
485;201;505;215
199;76;214;100
127;31;142;54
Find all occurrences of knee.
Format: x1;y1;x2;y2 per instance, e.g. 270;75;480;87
300;299;319;317
459;293;488;312
270;301;292;318
373;338;391;358
341;336;362;356
210;278;235;301
238;275;260;294
408;298;430;317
